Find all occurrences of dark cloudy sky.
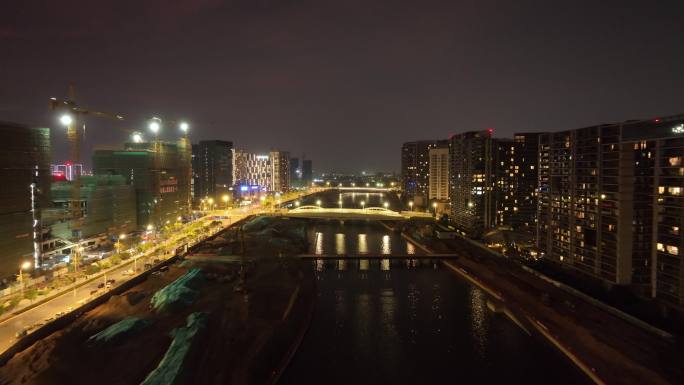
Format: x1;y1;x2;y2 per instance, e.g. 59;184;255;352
1;0;683;173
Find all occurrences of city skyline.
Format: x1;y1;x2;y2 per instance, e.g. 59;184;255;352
2;1;684;172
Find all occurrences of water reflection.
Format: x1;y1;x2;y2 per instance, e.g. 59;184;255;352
358;234;368;254
469;287;489;358
335;233;346;255
315;232;324;255
381;235;391;255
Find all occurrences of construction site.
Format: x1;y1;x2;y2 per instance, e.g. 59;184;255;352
0;215;316;385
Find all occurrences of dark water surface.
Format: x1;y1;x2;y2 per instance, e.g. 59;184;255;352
279;221;591;385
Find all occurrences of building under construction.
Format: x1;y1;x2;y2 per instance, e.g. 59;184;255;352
46;175;137;240
0;121;51;279
92;140;191;229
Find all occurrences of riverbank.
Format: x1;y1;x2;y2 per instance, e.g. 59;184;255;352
401;219;683;385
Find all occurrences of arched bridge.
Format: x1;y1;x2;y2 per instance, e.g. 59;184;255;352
283;206;431;220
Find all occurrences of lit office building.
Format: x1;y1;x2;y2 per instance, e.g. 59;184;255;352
233;149;291;194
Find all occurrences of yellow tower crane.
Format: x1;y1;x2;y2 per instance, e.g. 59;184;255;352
48;86;124;274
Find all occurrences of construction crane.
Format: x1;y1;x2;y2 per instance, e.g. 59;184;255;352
48;86;125;274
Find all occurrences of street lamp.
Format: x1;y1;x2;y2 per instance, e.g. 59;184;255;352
59;114;73;126
408;201;414;211
18;261;31;296
384;202;389;209
222;194;229;208
148;117;161;135
432;202;438;216
131;132;144;143
316;199;322;207
179;121;189;133
360;200;365;210
338;200;343;208
117;233;126;254
295;200;300;207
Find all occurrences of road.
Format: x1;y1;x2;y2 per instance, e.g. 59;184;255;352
0;208;256;353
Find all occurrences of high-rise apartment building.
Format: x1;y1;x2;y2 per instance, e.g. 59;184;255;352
428;146;449;201
192;140;233;201
449;131;495;237
402;140;443;199
494;133;542;229
537;115;684;306
0;122;50;276
290;157;301;187
302;159;313;186
270;150;291;192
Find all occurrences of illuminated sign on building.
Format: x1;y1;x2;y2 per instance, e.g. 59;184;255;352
160;179;178;194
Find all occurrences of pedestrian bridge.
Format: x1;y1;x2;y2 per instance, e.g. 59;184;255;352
283;206;431;220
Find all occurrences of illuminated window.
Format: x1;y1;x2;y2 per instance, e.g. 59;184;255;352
669;157;682;166
666;245;679;255
658;186;665;194
657;243;664;252
669;187;682;196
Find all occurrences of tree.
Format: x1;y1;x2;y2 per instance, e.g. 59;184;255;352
24;288;38;302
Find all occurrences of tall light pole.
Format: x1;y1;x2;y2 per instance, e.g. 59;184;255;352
433;202;438;216
18;261;31;297
360;200;365;211
408;201;414;211
116;233;126;254
222;194;230;209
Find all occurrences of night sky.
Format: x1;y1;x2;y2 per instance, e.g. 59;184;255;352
2;0;683;173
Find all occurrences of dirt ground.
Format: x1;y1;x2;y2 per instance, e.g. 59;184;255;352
0;254;314;385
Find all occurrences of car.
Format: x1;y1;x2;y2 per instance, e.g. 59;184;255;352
97;283;105;289
90;289;100;295
15;329;28;339
106;279;116;284
159;266;169;272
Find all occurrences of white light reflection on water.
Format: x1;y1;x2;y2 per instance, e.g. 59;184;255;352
382;235;391;255
358;234;368;254
335;233;346;255
315;232;324;255
469;287;489;358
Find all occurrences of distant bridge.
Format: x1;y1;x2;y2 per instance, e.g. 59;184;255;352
283;206;432;220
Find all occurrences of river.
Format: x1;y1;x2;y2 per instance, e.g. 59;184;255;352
279;218;590;385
